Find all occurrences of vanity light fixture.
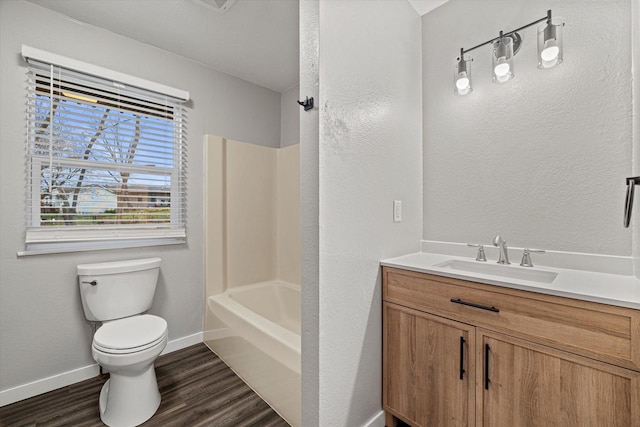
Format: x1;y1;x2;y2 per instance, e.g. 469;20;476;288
454;48;473;95
454;10;564;95
492;31;515;83
538;11;564;68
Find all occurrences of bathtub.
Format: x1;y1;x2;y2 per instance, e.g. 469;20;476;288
205;280;300;426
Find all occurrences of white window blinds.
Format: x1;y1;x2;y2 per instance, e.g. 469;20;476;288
23;47;188;252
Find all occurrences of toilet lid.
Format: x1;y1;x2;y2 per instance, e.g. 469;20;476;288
93;314;167;351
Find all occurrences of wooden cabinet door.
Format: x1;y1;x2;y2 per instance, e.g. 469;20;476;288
478;329;640;427
383;302;475;427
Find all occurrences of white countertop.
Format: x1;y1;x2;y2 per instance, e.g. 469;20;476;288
381;252;640;310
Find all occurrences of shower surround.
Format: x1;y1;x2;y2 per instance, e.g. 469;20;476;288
203;135;300;426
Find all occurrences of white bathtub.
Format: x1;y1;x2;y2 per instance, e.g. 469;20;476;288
205;280;300;426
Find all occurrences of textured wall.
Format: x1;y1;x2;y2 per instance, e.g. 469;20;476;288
317;1;422;425
423;0;633;256
633;1;640;278
0;0;281;393
299;1;320;425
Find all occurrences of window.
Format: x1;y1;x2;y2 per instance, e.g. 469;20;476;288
22;46;188;254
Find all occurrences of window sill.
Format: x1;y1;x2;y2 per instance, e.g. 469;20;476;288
17;238;186;257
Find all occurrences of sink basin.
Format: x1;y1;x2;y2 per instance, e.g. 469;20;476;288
434;260;558;284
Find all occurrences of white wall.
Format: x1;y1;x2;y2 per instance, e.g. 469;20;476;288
281;84;301;148
633;0;640;279
317;1;422;425
0;0;281;397
300;1;320;425
423;0;634;256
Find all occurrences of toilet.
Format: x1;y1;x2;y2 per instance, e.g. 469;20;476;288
78;258;168;427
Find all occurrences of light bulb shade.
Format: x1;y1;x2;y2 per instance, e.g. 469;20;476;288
492;36;514;83
454;55;473;95
537;17;563;69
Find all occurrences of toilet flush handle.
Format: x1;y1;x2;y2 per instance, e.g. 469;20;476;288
82;280;98;286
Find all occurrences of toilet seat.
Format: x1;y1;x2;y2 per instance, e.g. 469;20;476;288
93;314;168;355
93;332;167;355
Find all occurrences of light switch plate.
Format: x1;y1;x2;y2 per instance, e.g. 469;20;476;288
393;200;402;223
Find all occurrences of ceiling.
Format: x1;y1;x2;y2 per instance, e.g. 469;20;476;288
27;0;300;93
27;0;448;93
407;0;449;16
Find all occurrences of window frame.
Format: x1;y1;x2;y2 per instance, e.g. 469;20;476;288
20;46;189;256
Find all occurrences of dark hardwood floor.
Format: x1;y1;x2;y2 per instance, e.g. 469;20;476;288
0;343;289;427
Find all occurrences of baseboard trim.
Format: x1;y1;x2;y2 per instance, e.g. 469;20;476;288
0;331;203;408
363;410;385;427
0;364;100;408
161;331;203;356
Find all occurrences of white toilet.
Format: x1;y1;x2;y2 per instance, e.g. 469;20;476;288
78;258;168;427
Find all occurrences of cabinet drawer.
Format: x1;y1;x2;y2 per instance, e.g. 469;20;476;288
383;267;640;371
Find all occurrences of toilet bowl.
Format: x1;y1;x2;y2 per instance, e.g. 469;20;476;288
77;258;166;427
92;315;168;427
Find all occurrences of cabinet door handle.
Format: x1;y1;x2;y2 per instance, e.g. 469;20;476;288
450;298;500;313
484;343;491;390
459;336;465;380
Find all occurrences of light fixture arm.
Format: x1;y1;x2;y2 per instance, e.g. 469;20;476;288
460;10;552;55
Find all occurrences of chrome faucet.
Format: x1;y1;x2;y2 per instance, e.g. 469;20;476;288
493;235;510;264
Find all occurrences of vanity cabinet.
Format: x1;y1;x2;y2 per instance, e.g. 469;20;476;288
382;267;640;427
478;329;640;426
383;303;475;427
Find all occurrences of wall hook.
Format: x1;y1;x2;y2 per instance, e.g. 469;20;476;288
297;96;314;111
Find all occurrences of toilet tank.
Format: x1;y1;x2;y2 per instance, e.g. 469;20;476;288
77;258;162;321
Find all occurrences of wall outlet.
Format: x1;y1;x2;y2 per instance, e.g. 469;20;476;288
393;200;402;223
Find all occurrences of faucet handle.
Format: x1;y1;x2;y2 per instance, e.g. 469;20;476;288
493;235;506;247
520;248;545;267
467;243;487;262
